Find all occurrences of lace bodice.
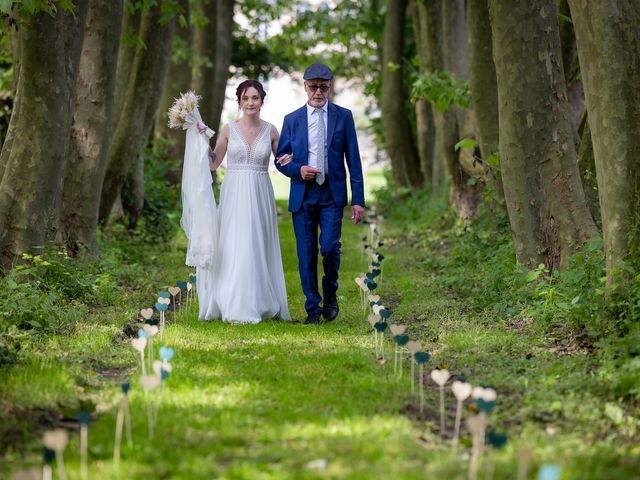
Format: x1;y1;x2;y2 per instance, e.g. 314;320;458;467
226;121;272;172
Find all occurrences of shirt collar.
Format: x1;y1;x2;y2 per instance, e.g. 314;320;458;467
306;102;328;115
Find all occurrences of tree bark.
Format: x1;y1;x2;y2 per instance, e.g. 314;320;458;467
576;112;600;229
410;0;435;186
489;0;598;270
0;2;89;268
209;0;234;138
381;0;422;188
466;0;504;203
154;0;192;167
440;0;481;219
99;5;175;225
568;0;640;279
60;0;123;256
113;4;141;130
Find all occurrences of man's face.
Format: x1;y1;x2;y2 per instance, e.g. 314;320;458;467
304;79;331;108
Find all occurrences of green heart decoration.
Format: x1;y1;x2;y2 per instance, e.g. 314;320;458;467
414;351;430;364
394;334;409;346
475;399;496;412
374;321;388;332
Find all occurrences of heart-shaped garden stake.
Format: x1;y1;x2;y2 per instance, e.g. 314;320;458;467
76;412;90;480
43;429;68;480
430;369;451;435
406;341;421;393
379;308;391;319
472;386;497;412
155;302;168;312
43;447;55;480
374;321;388;360
140;374;161;438
155;301;168;338
140;308;153;320
451;380;473;445
372;304;384;316
373;321;388;332
138;328;148;339
143;324;158;371
131;337;147;375
367;280;378;291
176;280;187;289
393;333;410;379
168;286;180;313
538;464;560;480
413;352;430;413
189;273;196;283
389;324;405;336
158;291;170;299
466;413;487;480
159;346;175;361
143;324;158;337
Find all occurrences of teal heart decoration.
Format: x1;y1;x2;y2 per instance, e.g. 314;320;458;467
155;302;169;312
160;369;170;381
146;318;159;326
538;465;560;480
368;281;378;291
414;351;430;364
371;261;380;267
379;309;391;318
76;411;91;425
159;346;175;361
189;274;196;283
374;321;388;332
476;399;496;412
43;447;55;464
138;328;149;339
486;430;507;449
369;301;380;307
121;383;130;395
176;280;187;289
158;291;171;298
366;272;375;280
377;253;385;260
372;269;381;277
394;334;409;346
378;241;384;247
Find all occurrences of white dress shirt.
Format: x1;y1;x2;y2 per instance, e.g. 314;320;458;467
306;103;328;173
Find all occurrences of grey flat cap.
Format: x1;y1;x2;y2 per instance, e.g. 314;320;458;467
303;63;334;80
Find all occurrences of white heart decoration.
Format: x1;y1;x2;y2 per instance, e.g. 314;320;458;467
140;308;153;320
465;414;486;435
153;360;163;377
355;277;364;287
42;429;68;451
367;314;381;327
132;337;147;352
139;374;161;391
168;287;180;297
472;387;497;402
162;360;173;372
143;324;159;337
406;340;421;354
158;297;171;305
430;369;450;387
372;304;384;315
368;294;381;302
451;381;473;401
389;324;406;336
187;282;192;291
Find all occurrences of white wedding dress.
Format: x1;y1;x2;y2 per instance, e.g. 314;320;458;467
197;121;291;323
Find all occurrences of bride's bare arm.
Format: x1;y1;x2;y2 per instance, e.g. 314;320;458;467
209;124;229;171
272;123;292;165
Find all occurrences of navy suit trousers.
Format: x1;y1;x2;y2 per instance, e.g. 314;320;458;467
292;180;343;316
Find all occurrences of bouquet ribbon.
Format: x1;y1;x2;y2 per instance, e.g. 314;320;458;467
180;108;218;269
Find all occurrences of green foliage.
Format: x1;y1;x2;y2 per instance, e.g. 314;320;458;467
412;69;470;111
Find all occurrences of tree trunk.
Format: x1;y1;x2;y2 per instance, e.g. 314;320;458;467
466;0;504;203
440;0;481;219
489;0;598;270
576;112;600;229
568;0;640;279
381;0;422;188
154;0;192;168
113;4;141;130
0;2;89;268
410;0;435;186
99;5;175;225
191;0;218;123
209;0;234;137
60;0;123;256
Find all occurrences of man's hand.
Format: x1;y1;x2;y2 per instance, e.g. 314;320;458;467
351;205;364;224
300;165;321;181
276;153;293;166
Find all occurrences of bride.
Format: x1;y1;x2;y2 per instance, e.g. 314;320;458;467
196;79;291;323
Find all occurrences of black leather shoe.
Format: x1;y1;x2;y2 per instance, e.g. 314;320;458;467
304;314;322;325
323;300;339;322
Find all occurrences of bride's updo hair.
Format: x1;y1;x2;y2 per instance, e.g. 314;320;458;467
236;79;266;105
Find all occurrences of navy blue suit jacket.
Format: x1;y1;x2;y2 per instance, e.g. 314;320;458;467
275;102;365;213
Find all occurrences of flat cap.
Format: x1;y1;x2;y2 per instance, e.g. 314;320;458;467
303;63;334;80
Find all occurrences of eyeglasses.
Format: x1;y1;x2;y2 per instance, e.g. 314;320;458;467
307;84;330;93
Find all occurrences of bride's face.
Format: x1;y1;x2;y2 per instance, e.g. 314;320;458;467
240;87;263;115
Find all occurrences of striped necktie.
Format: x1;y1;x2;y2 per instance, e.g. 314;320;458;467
314;107;325;185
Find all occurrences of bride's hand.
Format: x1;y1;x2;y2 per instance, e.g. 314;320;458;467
276;153;293;166
197;122;209;135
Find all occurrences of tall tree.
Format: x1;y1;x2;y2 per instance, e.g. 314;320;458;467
0;2;89;268
59;0;124;256
99;3;175;225
381;0;422;188
466;0;503;202
113;3;141;130
568;0;640;281
489;0;598;270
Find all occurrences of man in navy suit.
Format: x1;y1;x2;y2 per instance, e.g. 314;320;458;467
276;63;365;325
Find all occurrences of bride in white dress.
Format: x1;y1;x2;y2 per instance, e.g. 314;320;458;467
197;80;291;323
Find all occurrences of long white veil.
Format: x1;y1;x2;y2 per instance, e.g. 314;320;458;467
180;108;217;269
